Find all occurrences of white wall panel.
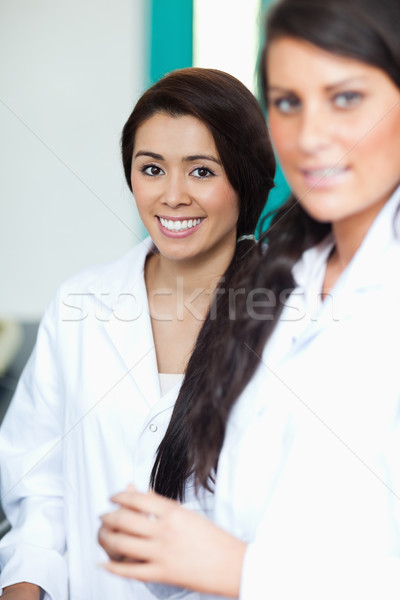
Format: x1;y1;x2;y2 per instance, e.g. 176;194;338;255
193;0;262;93
0;0;148;319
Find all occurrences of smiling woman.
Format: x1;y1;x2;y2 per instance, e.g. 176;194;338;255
131;113;239;267
266;38;400;251
130;111;240;375
0;67;275;600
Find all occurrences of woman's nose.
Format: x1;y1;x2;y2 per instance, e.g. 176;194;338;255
297;106;332;154
162;174;191;207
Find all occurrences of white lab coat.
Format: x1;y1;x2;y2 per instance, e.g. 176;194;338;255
214;187;400;599
2;188;400;599
0;238;214;600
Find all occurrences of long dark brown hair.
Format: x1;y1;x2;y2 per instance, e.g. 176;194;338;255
152;0;400;500
121;68;276;497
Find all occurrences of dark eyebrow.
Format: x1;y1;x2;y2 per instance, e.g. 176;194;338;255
267;86;293;94
325;77;367;92
134;150;164;160
184;154;221;165
268;77;367;95
133;151;221;165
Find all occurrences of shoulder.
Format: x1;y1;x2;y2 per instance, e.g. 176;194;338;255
57;237;155;295
39;238;155;323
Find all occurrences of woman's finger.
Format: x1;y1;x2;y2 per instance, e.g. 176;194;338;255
97;528;124;562
100;507;156;538
111;487;177;519
98;526;154;562
100;559;159;582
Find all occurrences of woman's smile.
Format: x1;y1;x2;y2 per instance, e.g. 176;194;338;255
130;112;239;264
156;216;205;236
299;165;350;190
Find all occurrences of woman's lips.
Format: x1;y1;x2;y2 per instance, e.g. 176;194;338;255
300;165;350;189
156;216;205;238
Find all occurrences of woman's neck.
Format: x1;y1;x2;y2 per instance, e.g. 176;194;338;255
324;197;388;294
146;244;235;297
144;242;236;374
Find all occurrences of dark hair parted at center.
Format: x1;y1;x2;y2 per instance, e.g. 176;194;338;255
122;67;276;240
147;0;400;502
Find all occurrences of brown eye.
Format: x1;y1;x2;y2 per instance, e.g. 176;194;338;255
142;165;164;176
192;167;214;178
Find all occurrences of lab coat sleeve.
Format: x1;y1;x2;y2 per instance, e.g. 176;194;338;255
239;412;400;600
0;294;68;600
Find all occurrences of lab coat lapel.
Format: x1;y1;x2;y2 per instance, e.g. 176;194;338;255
290;188;400;353
286;236;336;353
103;282;161;408
88;239;161;407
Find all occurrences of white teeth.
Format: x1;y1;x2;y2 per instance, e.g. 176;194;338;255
159;217;202;232
307;167;345;177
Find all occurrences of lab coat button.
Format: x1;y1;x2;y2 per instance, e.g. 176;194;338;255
149;423;158;432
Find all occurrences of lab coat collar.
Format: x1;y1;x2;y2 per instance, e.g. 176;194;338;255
87;238;165;408
295;185;400;297
335;185;400;294
296;186;400;298
289;186;400;348
86;237;155;311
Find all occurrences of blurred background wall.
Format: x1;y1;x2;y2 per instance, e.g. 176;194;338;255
0;0;287;322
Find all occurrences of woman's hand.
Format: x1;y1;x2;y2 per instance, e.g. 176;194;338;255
1;583;42;599
98;486;246;598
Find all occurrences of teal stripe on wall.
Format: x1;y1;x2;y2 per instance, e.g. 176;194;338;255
259;0;290;232
148;0;287;232
150;0;193;85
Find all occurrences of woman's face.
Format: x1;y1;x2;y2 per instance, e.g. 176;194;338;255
266;37;400;232
131;112;239;264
